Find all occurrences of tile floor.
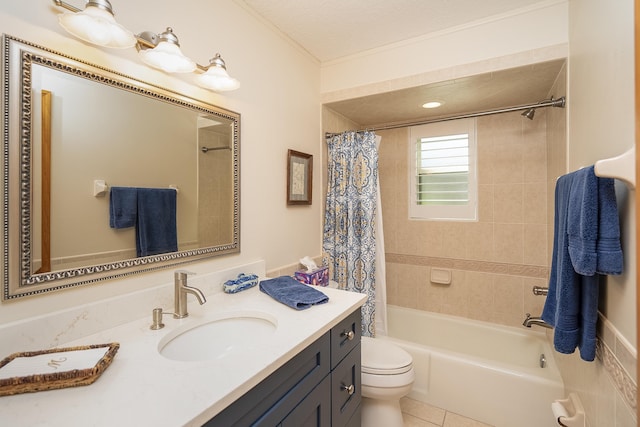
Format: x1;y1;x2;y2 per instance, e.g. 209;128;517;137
401;397;494;427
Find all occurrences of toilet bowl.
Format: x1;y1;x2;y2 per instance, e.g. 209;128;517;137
360;336;415;427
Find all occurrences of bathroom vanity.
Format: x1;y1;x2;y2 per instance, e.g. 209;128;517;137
0;264;366;426
206;309;361;426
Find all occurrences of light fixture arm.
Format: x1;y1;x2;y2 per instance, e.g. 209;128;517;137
54;0;117;14
52;0;81;13
135;32;157;50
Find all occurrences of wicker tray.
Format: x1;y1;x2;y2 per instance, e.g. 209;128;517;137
0;343;119;396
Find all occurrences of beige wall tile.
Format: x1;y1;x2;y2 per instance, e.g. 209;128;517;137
439;222;467;259
477;184;494;222
494;184;524;223
524;223;548;266
493;223;524;264
523;182;547;224
492;274;524;318
465;222;495;261
416;225;445;258
441;270;469;317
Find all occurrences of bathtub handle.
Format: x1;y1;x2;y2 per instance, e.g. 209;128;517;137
341;330;355;341
341;383;355;395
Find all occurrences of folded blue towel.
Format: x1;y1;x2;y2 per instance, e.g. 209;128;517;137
223;273;259;294
567;166;623;275
109;187;137;229
259;276;329;310
542;168;623;361
136;188;178;257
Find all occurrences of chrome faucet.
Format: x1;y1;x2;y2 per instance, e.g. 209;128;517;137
522;313;553;329
174;270;206;318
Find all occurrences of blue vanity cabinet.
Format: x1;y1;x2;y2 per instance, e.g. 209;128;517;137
330;310;361;426
204;308;361;427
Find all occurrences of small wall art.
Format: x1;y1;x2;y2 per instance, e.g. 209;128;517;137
287;149;312;205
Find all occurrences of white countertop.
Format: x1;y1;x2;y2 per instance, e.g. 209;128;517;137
0;283;366;426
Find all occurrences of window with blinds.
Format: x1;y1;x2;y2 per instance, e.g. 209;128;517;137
408;118;477;220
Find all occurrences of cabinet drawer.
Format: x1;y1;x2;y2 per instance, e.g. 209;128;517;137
330;309;361;369
280;375;331;427
205;332;330;427
331;343;361;427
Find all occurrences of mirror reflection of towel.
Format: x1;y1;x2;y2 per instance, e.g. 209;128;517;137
136;188;177;257
109;187;178;257
109;187;137;228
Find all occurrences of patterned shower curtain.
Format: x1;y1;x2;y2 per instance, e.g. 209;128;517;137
323;131;378;337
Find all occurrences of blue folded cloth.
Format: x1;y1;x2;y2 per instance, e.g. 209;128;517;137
223;273;259;294
259;276;329;310
109;187;137;229
567;166;623;275
136;188;178;257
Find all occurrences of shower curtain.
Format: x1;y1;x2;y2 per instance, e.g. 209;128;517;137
323;130;382;337
374;135;387;336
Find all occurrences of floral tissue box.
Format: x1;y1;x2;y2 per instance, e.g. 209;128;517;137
294;266;329;286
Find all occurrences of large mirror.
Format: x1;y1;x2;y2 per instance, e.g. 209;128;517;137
2;35;240;299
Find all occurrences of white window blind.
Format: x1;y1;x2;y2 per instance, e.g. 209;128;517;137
409;118;477;220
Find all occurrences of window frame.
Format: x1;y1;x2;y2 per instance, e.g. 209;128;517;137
408;118;478;221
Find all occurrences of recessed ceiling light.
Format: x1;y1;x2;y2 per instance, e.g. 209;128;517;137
422;101;443;109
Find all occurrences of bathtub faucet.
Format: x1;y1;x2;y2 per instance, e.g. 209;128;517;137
522;313;553;329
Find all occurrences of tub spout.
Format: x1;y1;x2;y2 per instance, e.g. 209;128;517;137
523;313;553;329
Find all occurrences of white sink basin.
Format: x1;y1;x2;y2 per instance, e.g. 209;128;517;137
158;311;278;362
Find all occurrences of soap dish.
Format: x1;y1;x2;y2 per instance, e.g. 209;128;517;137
0;342;119;396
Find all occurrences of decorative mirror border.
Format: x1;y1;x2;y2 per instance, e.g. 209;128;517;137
2;35;240;299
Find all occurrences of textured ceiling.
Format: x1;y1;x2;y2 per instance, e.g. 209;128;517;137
238;0;554;62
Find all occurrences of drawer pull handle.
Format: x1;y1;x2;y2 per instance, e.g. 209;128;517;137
341;384;355;395
341;330;355;341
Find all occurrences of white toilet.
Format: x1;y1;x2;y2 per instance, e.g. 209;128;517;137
360;336;415;427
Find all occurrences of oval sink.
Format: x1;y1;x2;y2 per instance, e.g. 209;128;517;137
158;311;278;362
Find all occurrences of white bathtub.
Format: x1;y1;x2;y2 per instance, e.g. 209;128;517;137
380;305;564;427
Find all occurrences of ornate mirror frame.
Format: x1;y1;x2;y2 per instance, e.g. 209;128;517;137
2;35;240;299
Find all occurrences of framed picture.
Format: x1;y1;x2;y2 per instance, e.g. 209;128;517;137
287;149;313;205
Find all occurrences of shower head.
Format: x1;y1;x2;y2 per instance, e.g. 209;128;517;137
521;108;535;120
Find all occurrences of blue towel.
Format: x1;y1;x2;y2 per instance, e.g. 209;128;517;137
259;276;329;310
542;168;623;361
567;166;623;275
136;188;178;257
109;187;137;229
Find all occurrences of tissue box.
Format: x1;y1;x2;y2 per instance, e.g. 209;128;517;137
294;266;329;286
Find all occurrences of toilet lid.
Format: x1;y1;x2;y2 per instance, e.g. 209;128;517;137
361;337;413;375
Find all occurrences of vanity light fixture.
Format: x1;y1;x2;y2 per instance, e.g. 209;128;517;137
51;0;240;91
195;54;241;91
137;28;196;73
54;0;136;49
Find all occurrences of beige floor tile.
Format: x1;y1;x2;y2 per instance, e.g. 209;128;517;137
403;413;441;427
443;411;494;427
400;397;446;425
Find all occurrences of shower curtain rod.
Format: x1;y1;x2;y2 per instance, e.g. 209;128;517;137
324;96;566;138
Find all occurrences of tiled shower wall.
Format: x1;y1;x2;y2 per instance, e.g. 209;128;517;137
378;110;550;328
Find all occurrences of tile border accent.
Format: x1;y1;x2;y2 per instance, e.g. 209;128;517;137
597;340;637;411
386;253;549;279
